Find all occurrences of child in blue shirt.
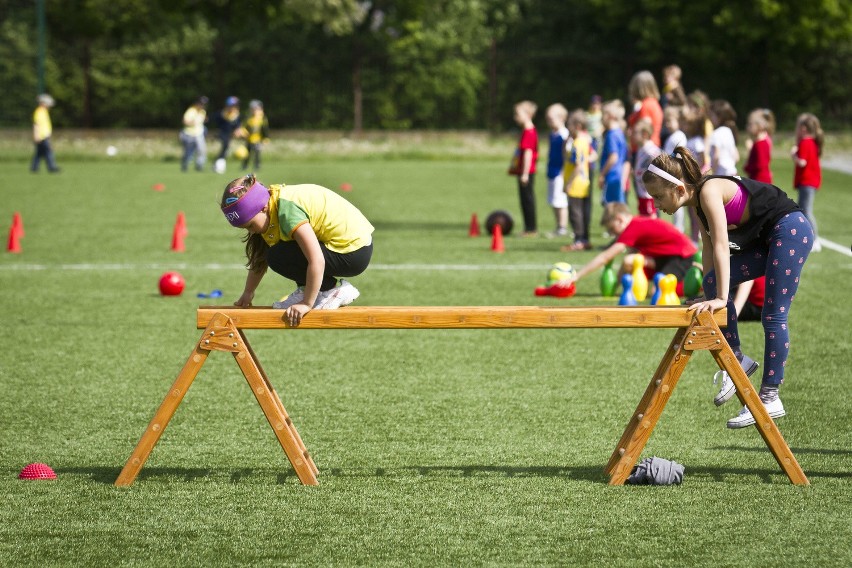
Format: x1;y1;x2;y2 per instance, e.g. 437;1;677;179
598;100;628;205
545;104;570;237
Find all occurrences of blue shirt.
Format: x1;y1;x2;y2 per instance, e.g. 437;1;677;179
547;127;568;179
601;128;627;184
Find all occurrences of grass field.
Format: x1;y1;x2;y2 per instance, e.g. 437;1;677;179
1;143;851;566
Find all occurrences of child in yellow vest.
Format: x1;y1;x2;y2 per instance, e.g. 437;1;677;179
561;110;596;251
31;94;60;173
240;100;269;171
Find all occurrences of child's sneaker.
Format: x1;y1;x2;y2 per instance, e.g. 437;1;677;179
713;354;759;406
726;398;786;429
315;280;360;310
272;287;304;309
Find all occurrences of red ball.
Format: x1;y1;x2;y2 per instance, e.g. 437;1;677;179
159;272;185;296
19;463;56;480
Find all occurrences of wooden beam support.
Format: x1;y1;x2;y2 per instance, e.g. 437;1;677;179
198;306;727;330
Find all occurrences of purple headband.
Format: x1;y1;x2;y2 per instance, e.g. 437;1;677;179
221;181;271;227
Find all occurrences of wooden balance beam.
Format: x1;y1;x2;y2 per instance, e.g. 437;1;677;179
115;306;808;487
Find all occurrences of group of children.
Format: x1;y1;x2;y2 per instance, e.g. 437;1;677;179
508;65;826;430
180;96;270;173
510;66;826;255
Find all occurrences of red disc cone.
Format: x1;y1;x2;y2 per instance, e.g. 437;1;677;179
468;213;480;237
7;225;21;253
491;223;505;253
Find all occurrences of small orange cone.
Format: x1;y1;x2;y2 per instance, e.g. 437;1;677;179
7;225;21;253
12;212;24;238
153;183;165;192
340;182;353;192
468;213;480;237
171;212;187;252
491;223;505;253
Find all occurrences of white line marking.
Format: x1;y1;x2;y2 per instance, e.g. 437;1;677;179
820;238;852;257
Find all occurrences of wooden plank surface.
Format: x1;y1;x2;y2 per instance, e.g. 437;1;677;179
197;306;727;330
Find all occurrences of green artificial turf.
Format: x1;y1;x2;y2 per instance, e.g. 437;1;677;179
1;154;851;567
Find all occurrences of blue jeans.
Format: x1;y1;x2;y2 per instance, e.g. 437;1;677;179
180;132;207;171
31;138;59;172
702;212;813;386
796;186;818;238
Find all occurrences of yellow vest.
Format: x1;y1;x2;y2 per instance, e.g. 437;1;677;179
33;107;52;141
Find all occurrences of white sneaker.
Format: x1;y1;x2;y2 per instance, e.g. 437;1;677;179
272;287;304;309
726;398;786;429
314;279;360;310
713;354;759;406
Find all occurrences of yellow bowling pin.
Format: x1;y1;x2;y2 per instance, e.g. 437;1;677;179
631;254;649;302
659;274;681;306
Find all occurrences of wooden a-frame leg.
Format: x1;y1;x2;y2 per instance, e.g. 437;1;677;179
115;312;319;487
115;331;213;486
238;330;317;476
604;326;688;476
607;323;696;485
233;330;318;484
696;312;809;485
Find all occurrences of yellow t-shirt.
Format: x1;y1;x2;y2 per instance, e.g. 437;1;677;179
564;134;591;198
259;184;374;254
33;107;52;141
182;106;206;137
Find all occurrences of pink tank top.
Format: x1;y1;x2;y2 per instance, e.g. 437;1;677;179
724;183;748;225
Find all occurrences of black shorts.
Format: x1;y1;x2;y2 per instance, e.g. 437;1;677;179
653;255;693;280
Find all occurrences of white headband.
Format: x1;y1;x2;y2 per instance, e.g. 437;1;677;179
648;164;684;187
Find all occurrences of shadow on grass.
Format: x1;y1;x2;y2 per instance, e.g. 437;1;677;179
50;461;852;486
712;445;852;457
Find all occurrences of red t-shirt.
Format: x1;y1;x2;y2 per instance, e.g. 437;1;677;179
744;138;772;183
747;275;765;308
518;127;539;175
793;137;821;188
616;216;697;259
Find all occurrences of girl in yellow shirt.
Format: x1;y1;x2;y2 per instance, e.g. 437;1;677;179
220;174;374;327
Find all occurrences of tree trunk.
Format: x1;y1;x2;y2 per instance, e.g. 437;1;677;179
81;39;93;128
353;41;363;134
488;37;497;132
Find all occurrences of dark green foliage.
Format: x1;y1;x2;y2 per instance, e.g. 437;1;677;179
0;0;850;129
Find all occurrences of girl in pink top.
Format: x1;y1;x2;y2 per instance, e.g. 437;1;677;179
744;108;775;183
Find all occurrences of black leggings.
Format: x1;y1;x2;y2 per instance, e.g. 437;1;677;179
266;240;373;291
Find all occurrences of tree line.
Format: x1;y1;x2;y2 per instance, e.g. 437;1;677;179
1;0;849;131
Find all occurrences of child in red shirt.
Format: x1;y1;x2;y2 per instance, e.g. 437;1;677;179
560;202;697;290
510;100;539;236
791;112;824;252
744;108;775;183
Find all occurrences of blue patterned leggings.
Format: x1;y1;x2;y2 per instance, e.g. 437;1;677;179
703;212;813;386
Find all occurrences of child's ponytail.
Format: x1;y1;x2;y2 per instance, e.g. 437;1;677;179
244;232;269;272
674;146;704;187
762;109;776;135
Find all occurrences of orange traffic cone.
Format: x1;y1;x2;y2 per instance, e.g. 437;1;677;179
468;213;480;237
12;212;24;238
7;225;21;253
491;223;505;253
171;212;187;252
